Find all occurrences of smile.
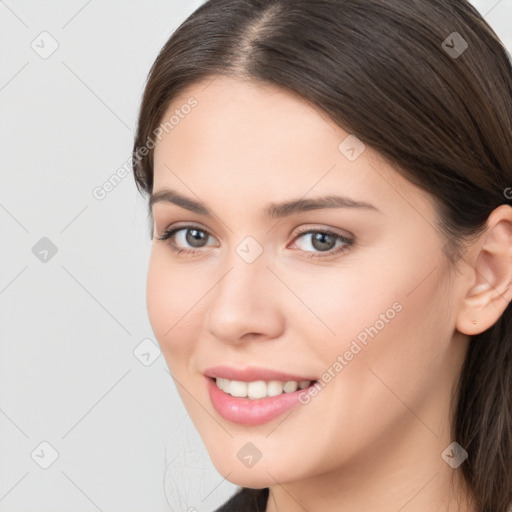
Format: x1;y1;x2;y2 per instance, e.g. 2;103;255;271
215;377;313;399
205;369;319;425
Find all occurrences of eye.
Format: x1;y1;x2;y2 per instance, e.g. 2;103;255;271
156;224;216;255
290;228;354;259
156;224;354;258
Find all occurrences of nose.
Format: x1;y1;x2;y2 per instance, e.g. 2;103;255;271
205;251;285;345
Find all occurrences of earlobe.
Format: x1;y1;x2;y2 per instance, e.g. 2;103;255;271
455;204;512;336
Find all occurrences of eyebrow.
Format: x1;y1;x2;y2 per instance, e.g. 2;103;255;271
149;188;380;219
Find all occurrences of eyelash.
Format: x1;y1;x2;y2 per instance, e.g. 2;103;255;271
156;224;354;259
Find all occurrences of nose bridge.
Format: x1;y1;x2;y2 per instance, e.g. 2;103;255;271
205;238;283;341
214;240;269;310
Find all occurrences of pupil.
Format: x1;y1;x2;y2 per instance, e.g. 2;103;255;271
313;232;334;251
187;229;206;248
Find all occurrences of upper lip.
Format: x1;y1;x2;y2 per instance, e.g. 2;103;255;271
204;365;318;382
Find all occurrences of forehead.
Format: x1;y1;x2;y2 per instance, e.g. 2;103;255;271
155;75;342;163
152;76;436;223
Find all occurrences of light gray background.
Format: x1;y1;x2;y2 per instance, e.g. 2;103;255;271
0;1;511;511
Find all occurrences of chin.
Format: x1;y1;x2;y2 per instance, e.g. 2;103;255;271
211;462;276;489
204;440;303;489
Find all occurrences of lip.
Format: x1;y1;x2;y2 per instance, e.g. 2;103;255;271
203;365;319;426
203;365;317;383
206;376;315;425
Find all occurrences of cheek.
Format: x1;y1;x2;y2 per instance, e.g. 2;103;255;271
146;249;200;368
304;241;451;401
146;252;171;341
321;254;452;430
281;255;403;358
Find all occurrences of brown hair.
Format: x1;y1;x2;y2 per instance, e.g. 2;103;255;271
132;1;512;510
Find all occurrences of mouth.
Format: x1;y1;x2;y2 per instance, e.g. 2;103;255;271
205;373;319;426
213;376;316;399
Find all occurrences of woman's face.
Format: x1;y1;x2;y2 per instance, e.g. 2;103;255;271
148;75;469;488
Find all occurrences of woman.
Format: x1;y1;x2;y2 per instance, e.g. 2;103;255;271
131;1;512;510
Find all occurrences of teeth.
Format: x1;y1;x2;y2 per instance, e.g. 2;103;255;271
283;381;298;393
229;380;247;397
267;380;284;397
215;378;313;399
247;380;267;399
216;377;229;391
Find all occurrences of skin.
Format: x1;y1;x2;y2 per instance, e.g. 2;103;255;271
147;75;512;512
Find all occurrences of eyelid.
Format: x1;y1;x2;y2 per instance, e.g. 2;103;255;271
156;222;219;245
156;221;213;239
157;221;352;240
292;223;353;239
156;222;354;257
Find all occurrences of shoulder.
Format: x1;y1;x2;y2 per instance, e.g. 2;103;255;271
214;487;269;512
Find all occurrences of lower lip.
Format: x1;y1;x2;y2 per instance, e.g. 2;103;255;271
206;377;312;425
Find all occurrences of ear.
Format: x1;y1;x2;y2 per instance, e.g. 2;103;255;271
456;204;512;335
